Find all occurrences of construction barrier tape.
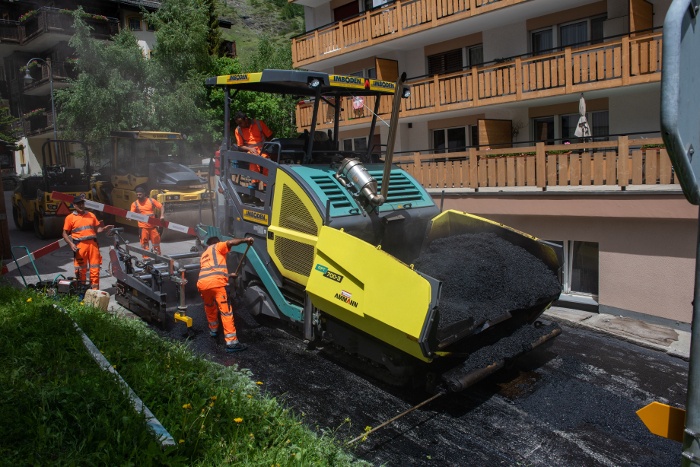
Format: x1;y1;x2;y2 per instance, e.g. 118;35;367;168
51;191;198;236
1;239;68;274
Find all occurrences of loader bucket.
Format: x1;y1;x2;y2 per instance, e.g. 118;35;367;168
415;209;561;351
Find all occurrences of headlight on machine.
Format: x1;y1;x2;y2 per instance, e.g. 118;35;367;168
46;203;57;211
165;195;181;201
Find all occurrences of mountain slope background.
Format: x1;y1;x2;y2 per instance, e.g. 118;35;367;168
219;0;305;64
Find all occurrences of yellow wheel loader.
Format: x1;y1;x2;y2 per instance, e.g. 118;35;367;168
12;140;93;239
91;131;213;240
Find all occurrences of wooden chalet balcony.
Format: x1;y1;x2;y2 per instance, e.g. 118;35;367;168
0;20;20;44
393;137;676;191
292;0;526;68
22;110;54;137
22;8;119;43
295;31;662;130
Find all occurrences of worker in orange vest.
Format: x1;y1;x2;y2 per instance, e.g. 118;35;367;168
233;111;273;186
130;186;164;254
197;235;255;352
62;195;113;290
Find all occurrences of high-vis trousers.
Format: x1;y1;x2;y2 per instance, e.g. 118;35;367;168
74;240;101;289
140;226;162;254
198;286;238;345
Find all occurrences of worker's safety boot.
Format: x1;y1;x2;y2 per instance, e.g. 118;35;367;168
225;341;248;353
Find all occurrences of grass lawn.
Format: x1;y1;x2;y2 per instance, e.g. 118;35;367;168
0;285;367;465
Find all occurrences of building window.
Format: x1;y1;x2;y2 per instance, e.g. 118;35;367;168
428;48;463;75
532;28;553;55
532;15;607;55
432;127;467;153
128;17;141;31
467;45;483;67
147;22;156;32
364;0;393;10
590;111;609;140
549;240;599;297
349;68;376;79
533;116;555;144
561;110;609;142
559;20;588;48
343;137;367;152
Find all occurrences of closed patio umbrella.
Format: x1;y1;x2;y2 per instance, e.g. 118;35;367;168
574;93;592;139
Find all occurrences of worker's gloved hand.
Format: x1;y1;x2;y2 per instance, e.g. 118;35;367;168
156;226;163;236
229;273;238;279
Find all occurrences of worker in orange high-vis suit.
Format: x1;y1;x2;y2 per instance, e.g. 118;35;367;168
233;111;273;185
62;196;113;290
197;235;255;352
130;186;164;254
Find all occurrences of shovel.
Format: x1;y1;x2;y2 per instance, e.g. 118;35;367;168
227;242;252;308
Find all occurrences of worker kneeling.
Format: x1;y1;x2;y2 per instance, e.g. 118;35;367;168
197;235;254;352
131;186;164;254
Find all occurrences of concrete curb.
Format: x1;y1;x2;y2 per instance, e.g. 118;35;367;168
543;306;690;361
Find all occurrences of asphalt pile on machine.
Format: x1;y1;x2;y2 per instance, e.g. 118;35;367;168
414;232;561;335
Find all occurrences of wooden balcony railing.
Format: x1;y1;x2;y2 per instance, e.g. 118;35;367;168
405;32;662;114
292;0;525;67
0;19;20;44
22;8;119;43
295;32;663;132
393;137;676;190
22;110;53;137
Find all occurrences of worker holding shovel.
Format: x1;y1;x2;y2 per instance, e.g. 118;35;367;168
197;235;254;352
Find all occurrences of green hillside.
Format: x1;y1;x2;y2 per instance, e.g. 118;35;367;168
219;0;304;64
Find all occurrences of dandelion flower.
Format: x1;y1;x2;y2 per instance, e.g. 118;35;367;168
80;301;84;305
210;395;217;401
247;394;253;399
256;381;263;385
234;417;243;423
182;403;193;410
26;298;32;303
178;439;185;444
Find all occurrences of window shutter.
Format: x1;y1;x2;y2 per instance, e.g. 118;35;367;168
428;48;463;75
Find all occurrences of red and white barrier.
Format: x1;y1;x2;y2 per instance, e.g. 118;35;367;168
2;192;201;275
51;191;197;236
2;239;68;274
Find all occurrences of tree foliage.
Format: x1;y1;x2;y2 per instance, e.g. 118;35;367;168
55;1;301;161
0;111;22;149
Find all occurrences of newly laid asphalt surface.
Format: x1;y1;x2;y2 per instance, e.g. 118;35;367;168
3;189;690;466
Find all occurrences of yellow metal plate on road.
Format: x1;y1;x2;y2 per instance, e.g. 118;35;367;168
636;401;685;442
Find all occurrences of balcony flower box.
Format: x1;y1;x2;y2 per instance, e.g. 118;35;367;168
18;10;39;22
23;108;45;119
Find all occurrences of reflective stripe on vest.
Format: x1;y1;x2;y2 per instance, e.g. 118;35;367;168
132;198;156;216
70;213;97;241
199;244;228;281
236;119;265;147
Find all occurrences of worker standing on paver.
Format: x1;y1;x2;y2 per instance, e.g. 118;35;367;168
62;196;113;290
197;235;254;352
130;186;164;254
233;111;274;186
